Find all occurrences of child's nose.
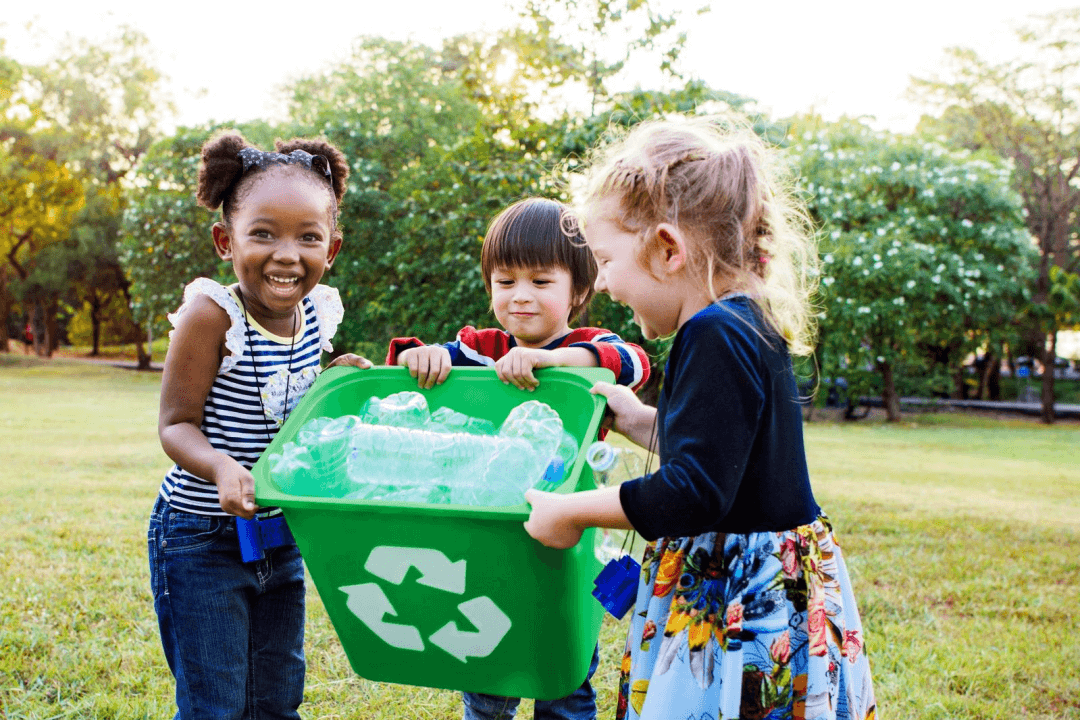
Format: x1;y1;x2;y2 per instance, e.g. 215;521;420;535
273;240;301;262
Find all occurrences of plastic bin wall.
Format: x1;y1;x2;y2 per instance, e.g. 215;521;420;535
252;366;612;700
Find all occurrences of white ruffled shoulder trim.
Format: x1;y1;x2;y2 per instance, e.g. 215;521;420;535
167;278;248;376
307;284;344;354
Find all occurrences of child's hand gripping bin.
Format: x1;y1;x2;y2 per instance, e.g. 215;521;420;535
251;365;613;701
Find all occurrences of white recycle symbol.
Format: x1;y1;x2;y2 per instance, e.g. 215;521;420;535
340;546;512;663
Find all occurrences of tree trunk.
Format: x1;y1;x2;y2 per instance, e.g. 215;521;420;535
0;268;10;353
135;336;151;370
45;295;60;357
1041;331;1057;424
977;348;1000;401
31;301;47;357
987;354;1001;401
975;350;991;400
953;365;967;400
90;291;103;356
880;360;901;422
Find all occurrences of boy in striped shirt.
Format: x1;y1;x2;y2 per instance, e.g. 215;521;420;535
386;197;649;720
387;198;649;396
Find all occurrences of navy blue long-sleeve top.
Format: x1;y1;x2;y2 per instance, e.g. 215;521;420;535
618;297;820;540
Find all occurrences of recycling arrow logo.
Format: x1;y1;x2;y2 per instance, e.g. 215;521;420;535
340;546;512;663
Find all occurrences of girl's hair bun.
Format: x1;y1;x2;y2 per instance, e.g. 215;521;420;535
196;130;251;210
275;137;350;204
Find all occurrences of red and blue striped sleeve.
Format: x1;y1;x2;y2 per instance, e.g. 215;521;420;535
565;329;650;392
385;337;424;365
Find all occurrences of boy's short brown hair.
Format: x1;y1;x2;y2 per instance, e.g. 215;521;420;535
480;197;597;322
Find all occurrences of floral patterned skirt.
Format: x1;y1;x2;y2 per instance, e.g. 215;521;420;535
616;516;876;720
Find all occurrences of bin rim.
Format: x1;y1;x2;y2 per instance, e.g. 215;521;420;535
253;364;614;519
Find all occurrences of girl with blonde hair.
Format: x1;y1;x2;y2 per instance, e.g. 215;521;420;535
524;117;876;720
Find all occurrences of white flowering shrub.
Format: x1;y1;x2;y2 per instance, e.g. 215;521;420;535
790;119;1037;413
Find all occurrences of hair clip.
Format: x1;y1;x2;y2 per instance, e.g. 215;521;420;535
237;147;333;183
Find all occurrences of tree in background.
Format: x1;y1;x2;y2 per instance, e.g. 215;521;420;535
281;0;710;360
791;118;1036;420
2;28;169;362
513;0;704;114
911;7;1080;422
0;44;86;354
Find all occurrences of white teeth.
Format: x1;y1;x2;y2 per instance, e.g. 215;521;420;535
268;276;299;284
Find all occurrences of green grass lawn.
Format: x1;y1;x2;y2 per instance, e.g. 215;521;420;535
1;355;1077;719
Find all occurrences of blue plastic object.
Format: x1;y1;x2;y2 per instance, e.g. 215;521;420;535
236;514;296;562
592;555;640;619
538;458;564;489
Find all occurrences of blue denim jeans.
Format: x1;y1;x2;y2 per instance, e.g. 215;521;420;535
148;496;306;720
461;644;600;720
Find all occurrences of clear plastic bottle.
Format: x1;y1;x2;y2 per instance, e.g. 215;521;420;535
585;441;646;560
428;406;498;436
299;415;360;496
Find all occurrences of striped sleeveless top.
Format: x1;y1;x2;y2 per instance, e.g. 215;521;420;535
159;278;343;516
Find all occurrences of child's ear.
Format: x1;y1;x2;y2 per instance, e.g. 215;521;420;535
325;234;343;268
654;223;689;274
211;223;233;261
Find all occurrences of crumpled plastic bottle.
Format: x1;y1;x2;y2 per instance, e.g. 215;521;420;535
358;391;430;428
498;400;564;480
267;441;316;494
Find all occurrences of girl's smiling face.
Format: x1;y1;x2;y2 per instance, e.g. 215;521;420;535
586;197;684;340
212;167;340;335
490;264;578;347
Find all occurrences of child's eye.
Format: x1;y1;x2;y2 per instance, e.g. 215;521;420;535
496;279;515;287
301;233;323;243
253;230;272;239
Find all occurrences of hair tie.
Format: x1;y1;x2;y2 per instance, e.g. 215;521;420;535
237;147;333;183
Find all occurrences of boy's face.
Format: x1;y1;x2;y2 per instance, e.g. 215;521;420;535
490;265;577;348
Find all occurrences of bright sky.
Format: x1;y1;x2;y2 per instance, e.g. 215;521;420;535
3;0;1078;132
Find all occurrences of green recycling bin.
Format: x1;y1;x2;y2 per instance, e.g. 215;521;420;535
252;365;612;700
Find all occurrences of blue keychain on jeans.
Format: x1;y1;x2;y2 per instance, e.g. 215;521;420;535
237;514;295;562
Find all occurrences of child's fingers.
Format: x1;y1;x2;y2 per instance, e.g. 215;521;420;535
418;354;438;389
590;381;617;397
326;353;372;369
510;355;537;391
522;489;545;540
495;358;510;385
435;359;452;385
